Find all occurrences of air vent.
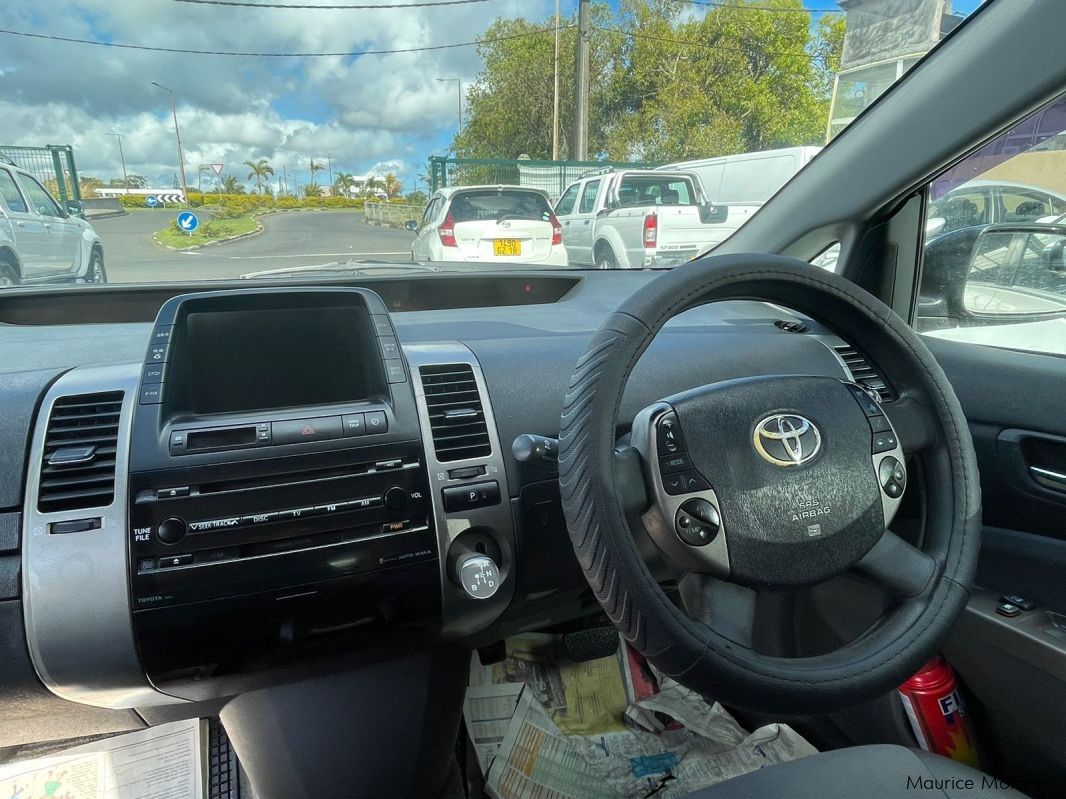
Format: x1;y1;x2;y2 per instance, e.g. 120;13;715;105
38;391;124;513
420;364;492;462
833;344;895;401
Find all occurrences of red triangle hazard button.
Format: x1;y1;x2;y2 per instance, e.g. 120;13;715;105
301;425;316;436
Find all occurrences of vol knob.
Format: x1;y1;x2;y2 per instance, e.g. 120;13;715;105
455;554;500;600
384;486;409;510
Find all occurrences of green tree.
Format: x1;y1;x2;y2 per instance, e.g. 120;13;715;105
244;159;274;195
109;174;147;188
309;159;325;188
303;183;324;198
220;175;246;193
406;190;428;205
382;173;404;198
458;0;843;164
333;171;356;197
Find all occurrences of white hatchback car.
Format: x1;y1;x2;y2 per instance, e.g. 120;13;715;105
411;186;568;266
0;161;105;287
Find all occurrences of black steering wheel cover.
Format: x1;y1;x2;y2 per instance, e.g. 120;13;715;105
558;254;980;714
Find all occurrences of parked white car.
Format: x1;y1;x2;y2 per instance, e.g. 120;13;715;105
0;160;105;287
411;186;567;266
554;169;724;268
657;147;822;248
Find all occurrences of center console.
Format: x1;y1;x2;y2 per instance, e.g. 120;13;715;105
22;288;514;707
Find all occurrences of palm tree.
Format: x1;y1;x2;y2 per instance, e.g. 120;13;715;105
303;183;324;198
220;175;245;194
244;159;274;195
333;172;355;198
383;172;403;198
309;159;325;189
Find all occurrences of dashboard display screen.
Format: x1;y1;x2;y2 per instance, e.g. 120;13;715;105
185;307;374;414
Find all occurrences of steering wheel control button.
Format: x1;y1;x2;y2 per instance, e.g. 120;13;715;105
656;411;685;454
156;517;188;545
878;456;907;498
456;554;500;599
442;480;501;512
681;498;720;527
872;432;899;454
663;473;687;495
659;452;694;474
846;383;883;417
675;501;719;547
868;414;893;434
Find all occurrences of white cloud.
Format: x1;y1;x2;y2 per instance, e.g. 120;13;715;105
0;0;554;187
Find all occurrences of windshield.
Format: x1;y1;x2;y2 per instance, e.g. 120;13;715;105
0;0;985;287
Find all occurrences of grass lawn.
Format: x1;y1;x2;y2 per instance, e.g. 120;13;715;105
155;215;258;249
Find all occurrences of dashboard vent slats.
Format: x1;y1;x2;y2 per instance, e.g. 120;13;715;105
420;364;492;462
38;391;124;513
833;344;895;401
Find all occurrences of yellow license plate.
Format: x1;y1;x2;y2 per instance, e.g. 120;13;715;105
493;239;521;256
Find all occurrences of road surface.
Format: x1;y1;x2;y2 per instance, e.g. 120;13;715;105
93;209;416;283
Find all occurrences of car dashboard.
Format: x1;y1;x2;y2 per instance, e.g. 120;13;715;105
0;270;873;717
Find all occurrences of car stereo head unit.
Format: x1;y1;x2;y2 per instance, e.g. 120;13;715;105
127;288;439;693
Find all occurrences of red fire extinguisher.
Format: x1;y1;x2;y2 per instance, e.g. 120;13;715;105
899;656;981;768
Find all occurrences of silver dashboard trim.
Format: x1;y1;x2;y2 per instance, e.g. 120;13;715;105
403;343;515;637
22;364;187;709
631;403;731;577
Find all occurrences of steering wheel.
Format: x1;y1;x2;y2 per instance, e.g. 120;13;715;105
558;254;980;714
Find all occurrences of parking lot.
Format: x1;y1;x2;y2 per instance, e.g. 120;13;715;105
94;209;417;283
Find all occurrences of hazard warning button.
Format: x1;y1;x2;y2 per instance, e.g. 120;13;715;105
272;416;344;445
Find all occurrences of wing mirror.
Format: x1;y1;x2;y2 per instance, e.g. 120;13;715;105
919;224;1066;325
65;200;84;217
404;220;418;231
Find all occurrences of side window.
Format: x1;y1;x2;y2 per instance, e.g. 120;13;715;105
0;170;28;213
555;184;579;216
917;92;1066;356
20;176;62;217
419;198;438;230
579;180;600;214
1000;189;1054;222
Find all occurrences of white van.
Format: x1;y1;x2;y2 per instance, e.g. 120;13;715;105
657;147;821;247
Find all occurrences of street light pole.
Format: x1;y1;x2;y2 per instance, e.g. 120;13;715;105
327;153;333;195
436;77;462;138
572;0;591;160
150;81;190;205
108;132;130;194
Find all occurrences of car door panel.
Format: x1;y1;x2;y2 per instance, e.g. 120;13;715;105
925;335;1066;796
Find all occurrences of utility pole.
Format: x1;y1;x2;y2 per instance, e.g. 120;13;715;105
150;82;190;205
436;78;462;137
282;164;288;197
108;132;130;194
572;0;590;161
327;153;333;195
552;0;561;160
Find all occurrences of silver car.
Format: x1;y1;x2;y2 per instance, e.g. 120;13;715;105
0;161;105;287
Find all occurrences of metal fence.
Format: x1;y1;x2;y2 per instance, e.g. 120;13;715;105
364;201;424;228
428;156;657;200
0;145;81;203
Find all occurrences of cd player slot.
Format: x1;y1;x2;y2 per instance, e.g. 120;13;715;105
197;458;411;496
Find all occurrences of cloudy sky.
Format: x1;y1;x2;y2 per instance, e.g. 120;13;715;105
0;0;983;193
0;0;553;192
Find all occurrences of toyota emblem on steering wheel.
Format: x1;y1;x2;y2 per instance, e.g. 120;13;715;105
753;413;822;466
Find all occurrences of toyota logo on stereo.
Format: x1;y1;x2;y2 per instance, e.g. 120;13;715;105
753;414;822;466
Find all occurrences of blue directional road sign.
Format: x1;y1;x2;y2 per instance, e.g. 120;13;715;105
145;195;159;208
176;211;199;233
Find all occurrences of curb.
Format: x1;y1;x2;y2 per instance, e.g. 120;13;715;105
152;215;266;252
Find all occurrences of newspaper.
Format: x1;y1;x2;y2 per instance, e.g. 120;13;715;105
465;682;525;773
486;685;816;799
0;718;205;799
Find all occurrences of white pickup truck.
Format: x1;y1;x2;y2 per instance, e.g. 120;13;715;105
552;169;727;269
